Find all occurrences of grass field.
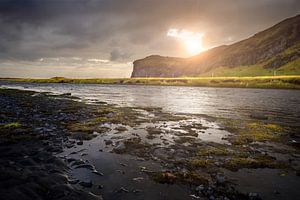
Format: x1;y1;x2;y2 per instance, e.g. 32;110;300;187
1;75;300;89
198;58;300;77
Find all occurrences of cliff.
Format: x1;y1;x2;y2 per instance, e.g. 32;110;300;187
132;14;300;77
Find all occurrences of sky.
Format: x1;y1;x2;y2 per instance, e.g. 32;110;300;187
0;0;299;78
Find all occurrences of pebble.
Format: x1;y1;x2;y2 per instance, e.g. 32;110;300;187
105;140;113;145
116;169;125;174
117;187;129;193
209;195;215;200
132;177;144;182
190;194;200;199
9;161;15;165
196;184;205;193
68;179;79;184
92;170;104;176
216;173;226;184
113;143;125;153
248;192;261;200
97;185;104;189
74;164;96;170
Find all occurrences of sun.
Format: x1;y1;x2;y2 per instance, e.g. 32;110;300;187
167;29;205;55
184;37;204;55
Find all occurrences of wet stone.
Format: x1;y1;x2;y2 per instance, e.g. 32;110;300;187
117;187;129;193
248;192;262;200
79;180;93;188
113;142;125;153
74;164;96;170
104;140;113;145
97;185;104;189
92;170;104;176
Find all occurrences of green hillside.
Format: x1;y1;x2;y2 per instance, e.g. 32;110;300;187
132;14;300;78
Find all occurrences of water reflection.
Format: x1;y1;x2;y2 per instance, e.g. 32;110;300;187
1;82;300;127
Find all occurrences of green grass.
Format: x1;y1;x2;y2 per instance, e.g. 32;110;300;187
198;42;300;77
0;122;21;129
224;155;283;171
198;59;300;77
1;75;300;89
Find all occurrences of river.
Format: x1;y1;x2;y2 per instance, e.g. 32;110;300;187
1;82;300;127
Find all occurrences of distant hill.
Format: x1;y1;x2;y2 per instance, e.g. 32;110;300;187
131;14;300;77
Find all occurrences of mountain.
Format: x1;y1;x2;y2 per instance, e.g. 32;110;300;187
131;14;300;78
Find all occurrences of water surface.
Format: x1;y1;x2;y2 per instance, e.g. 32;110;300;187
1;82;300;127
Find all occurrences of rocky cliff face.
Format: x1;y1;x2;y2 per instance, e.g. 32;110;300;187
132;14;300;77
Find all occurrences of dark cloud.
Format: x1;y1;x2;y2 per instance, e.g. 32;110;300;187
0;0;299;77
110;49;131;61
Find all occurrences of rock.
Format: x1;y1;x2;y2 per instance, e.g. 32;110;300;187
215;173;226;184
133;189;142;193
92;170;104;176
132;177;144;182
48;184;75;199
69;151;78;155
248;192;261;200
104;140;113;145
97;185;104;189
74;164;96;170
66;143;74;148
77;141;83;145
68;179;79;184
190;194;200;199
82;192;103;200
9;161;15;165
77;148;88;153
79;180;93;188
209;195;215;200
106;113;115;118
196;185;205;193
42;140;49;146
113;143;126;153
136;157;145;161
51;173;69;183
115;126;128;132
66;157;77;163
117;187;129;193
116;169;125;174
70;159;85;166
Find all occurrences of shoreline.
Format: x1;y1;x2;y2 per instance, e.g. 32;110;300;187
0;89;104;200
1;88;300;199
1;75;300;89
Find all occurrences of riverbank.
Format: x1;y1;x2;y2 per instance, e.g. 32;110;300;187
0;89;105;199
1;88;300;200
1;75;300;89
